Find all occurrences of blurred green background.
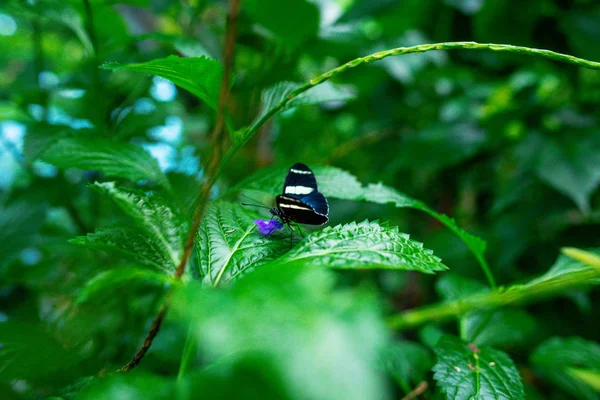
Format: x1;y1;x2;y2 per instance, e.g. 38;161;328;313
1;0;600;399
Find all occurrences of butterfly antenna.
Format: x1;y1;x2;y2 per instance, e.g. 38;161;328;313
241;194;271;209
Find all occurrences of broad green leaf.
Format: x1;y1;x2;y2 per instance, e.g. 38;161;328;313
102;56;223;109
0;322;79;381
91;182;186;272
432;335;525;400
242;82;357;143
278;220;447;273
76;267;171;304
381;341;433;389
42;137;169;188
244;0;319;46
71;226;173;273
531;337;600;400
196;201;292;287
535;134;600;213
231;165;486;263
172;263;389;400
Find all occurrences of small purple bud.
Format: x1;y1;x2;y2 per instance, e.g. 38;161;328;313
254;219;283;235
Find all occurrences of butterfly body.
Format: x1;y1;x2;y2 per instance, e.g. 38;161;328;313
270;163;329;226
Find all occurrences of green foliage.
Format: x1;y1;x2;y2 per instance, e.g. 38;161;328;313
0;322;79;381
102;56;223;110
432;335;525;400
196;201;291;286
2;0;600;398
531;337;600;400
172;263;389;400
42;137;169;188
80;182;186;272
278;220;447;273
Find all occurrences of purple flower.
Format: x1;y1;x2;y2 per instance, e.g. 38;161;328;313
254;219;283;235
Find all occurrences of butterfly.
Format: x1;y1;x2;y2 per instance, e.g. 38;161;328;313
270;162;329;226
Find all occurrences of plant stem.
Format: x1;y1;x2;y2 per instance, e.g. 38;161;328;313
118;0;241;372
388;266;600;330
177;323;196;383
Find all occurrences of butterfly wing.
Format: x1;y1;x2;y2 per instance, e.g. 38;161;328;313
282;163;319;197
276;195;329;225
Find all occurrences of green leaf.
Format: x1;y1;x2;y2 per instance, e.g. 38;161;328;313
535;134;600;213
231;165;486;264
76;267;171;304
436;273;488;301
278;220;447;273
288;81;356;108
90;182;185;272
527;248;600;286
12;0;94;54
42;137;169;188
0;322;79;381
244;0;319;46
196;201;292;287
70;226;172;273
436;275;536;347
531;337;600;400
381;341;433;389
464;309;537;348
101;56;223;109
22;124;73;162
79;372;175;400
432;335;525;400
242;82;356;143
172;263;389;400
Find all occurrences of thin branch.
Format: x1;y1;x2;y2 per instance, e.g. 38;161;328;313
388;265;600;330
118;0;241;373
402;381;428;400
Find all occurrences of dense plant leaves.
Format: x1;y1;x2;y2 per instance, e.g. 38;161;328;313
42;137;169;188
432;335;525;400
0;322;79;381
535;133;600;212
244;0;319;46
88;182;186;272
231;165;487;262
76;267;171;304
102;56;223;110
278;220;447;273
196;201;292;287
0;201;46;269
381;341;433;390
531;337;600;400
71;226;174;273
172;263;390;400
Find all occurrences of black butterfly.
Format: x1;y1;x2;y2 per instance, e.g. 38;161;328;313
270;163;329;226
